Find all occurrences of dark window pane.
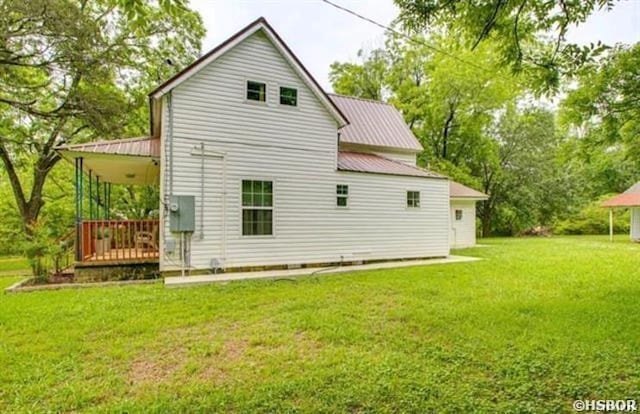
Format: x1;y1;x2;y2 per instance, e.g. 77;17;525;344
337;196;347;207
280;87;297;106
247;81;266;102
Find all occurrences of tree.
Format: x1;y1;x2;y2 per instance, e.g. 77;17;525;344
561;43;640;170
0;0;204;244
474;106;565;235
329;48;388;100
393;0;614;92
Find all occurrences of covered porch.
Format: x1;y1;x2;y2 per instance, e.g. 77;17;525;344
56;137;161;265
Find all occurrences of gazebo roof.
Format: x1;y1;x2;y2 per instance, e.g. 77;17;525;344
602;182;640;207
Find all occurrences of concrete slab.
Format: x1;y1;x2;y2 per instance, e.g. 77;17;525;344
164;255;481;288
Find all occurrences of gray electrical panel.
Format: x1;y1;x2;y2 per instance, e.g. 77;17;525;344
169;195;195;232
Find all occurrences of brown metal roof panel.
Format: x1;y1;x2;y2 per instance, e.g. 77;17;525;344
338;151;442;178
55;137;160;158
330;94;423;152
449;181;488;199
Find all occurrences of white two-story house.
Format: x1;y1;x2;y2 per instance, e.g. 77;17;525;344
56;17;486;278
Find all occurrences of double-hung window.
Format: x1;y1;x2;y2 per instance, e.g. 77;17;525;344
455;209;463;221
407;191;420;208
337;184;349;207
242;180;273;236
246;81;266;102
280;87;297;106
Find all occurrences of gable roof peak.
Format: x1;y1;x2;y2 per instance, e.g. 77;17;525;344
148;17;348;127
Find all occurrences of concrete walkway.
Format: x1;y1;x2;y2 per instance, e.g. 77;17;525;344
164;255;480;287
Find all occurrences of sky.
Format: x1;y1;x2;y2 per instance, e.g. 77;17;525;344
189;0;640;91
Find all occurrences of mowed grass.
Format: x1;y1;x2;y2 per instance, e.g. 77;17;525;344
0;256;29;274
1;236;640;412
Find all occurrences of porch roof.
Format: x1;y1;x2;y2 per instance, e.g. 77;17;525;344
602;182;640;208
56;137;160;185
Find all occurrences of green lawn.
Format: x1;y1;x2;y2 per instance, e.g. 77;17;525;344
1;236;639;412
0;256;29;274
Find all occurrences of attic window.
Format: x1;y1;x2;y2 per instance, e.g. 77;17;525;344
247;81;266;102
280;87;297;106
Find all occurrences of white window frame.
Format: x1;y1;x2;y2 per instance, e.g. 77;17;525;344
336;184;349;208
245;79;268;104
241;179;274;237
279;86;298;107
407;190;420;208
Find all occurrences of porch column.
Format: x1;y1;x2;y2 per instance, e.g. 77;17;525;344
609;208;613;242
75;157;84;261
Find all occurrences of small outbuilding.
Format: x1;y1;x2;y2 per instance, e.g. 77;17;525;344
449;181;489;248
601;182;640;241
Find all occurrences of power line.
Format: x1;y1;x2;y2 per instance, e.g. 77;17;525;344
319;0;490;72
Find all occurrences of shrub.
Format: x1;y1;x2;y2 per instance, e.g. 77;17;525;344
554;195;630;235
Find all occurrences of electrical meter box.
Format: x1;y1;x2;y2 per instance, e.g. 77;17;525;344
169;195;195;232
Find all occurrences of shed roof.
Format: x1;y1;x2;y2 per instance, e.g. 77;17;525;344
56;136;160;158
337;152;443;179
329;94;423;153
55;137;160;185
450;181;488;200
602;182;640;207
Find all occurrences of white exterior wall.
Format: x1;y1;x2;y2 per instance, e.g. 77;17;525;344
450;199;477;248
374;151;417;166
631;208;640;241
160;31;449;271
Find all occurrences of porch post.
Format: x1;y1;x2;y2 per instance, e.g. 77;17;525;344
104;181;109;219
75;157;84;261
88;170;93;220
609;208;614;242
96;176;100;221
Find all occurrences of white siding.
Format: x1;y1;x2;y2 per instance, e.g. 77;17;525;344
160;31;449;271
631;208;640;241
450;200;477;248
374;151;417;166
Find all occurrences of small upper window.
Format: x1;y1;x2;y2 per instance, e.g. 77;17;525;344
455;209;463;221
407;191;420;208
337;184;349;207
247;81;266;102
280;87;297;106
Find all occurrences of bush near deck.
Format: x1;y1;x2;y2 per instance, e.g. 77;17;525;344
1;236;639;412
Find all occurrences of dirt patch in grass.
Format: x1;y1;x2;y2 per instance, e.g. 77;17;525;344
129;348;188;385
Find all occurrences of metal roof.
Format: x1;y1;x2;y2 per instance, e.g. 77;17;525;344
330;94;423;152
55;137;160;158
450;181;488;200
338;152;443;179
602;182;640;207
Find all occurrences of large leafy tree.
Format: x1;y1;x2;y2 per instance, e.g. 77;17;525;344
393;0;615;92
0;0;204;241
330;32;569;235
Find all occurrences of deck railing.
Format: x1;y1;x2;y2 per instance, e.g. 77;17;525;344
79;219;160;262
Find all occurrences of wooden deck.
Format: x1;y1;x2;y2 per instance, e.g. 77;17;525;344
84;248;159;264
78;219;160;264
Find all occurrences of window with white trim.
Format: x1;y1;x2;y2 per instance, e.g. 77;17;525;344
407;191;420;208
242;180;273;235
280;86;297;106
337;184;349;207
246;81;266;102
455;209;463;221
